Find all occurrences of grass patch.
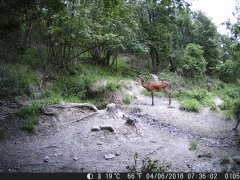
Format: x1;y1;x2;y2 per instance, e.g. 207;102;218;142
220;156;230;165
16;101;44;118
126;153;170;173
180;99;202;112
0;63;38;99
23;116;38;132
189;141;199;150
16;101;43;132
123;94;133;104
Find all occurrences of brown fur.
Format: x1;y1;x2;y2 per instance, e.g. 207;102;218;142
140;76;171;106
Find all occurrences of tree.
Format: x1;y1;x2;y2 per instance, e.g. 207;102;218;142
181;43;207;78
192;11;221;75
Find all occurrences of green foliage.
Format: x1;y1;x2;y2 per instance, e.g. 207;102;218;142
123;94;133;105
215;83;240;118
23;116;38;132
217;60;237;83
22;46;42;68
126;153;170;173
173;87;216;111
189;141;199;150
192;11;221;74
0;63;38;99
106;79;121;92
220;156;230;165
16;101;44;118
180;99;202;112
141;158;171;173
57;77;92;99
232;101;240;119
181;43;207;78
126;152;139;173
41;90;63;105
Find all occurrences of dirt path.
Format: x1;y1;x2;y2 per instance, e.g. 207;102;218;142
0;80;239;173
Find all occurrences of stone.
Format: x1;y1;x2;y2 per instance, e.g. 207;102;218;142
104;154;116;160
232;156;240;163
100;125;114;132
106;103;117;112
91;127;100;132
43;156;49;163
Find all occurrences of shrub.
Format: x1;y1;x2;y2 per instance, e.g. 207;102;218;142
22;46;42;68
16;101;44;118
57;76;92;99
126;153;170;173
217;60;237;83
23;116;38;132
220;156;230;165
0;64;35;99
181;43;207;78
180;99;202;112
123;94;133;104
189;141;198;150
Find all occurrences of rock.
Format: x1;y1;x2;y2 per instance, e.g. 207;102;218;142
97;142;103;145
91;127;100;132
106;103;117;112
43;156;49;163
73;157;78;161
100;125;114;132
232;156;240;163
104;154;116;160
115;152;120;156
198;153;212;158
124;115;138;126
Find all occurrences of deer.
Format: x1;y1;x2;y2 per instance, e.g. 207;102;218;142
138;75;172;106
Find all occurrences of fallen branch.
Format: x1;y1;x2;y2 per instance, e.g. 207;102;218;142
48;103;98;112
69;112;98;123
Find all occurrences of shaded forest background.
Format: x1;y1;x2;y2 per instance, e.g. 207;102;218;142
0;0;240;132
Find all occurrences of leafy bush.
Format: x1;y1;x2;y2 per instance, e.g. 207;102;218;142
141;158;170;173
123;94;133;104
181;43;207;78
16;101;44;118
189;141;198;150
220;156;230;165
106;79;121;91
126;153;170;173
217;60;237;83
180;99;202;112
0;64;37;99
22;46;42;68
57;76;92;99
23;116;38;132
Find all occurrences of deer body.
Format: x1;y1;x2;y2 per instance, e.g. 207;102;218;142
140;77;172;106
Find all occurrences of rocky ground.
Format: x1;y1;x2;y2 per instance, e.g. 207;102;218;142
0;80;239;173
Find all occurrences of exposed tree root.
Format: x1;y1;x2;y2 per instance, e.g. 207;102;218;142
47;103;99;112
69;112;98;123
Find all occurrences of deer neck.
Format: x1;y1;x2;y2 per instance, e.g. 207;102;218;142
141;79;148;89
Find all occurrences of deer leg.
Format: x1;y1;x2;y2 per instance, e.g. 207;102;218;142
164;90;171;105
232;118;240;131
151;92;154;106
